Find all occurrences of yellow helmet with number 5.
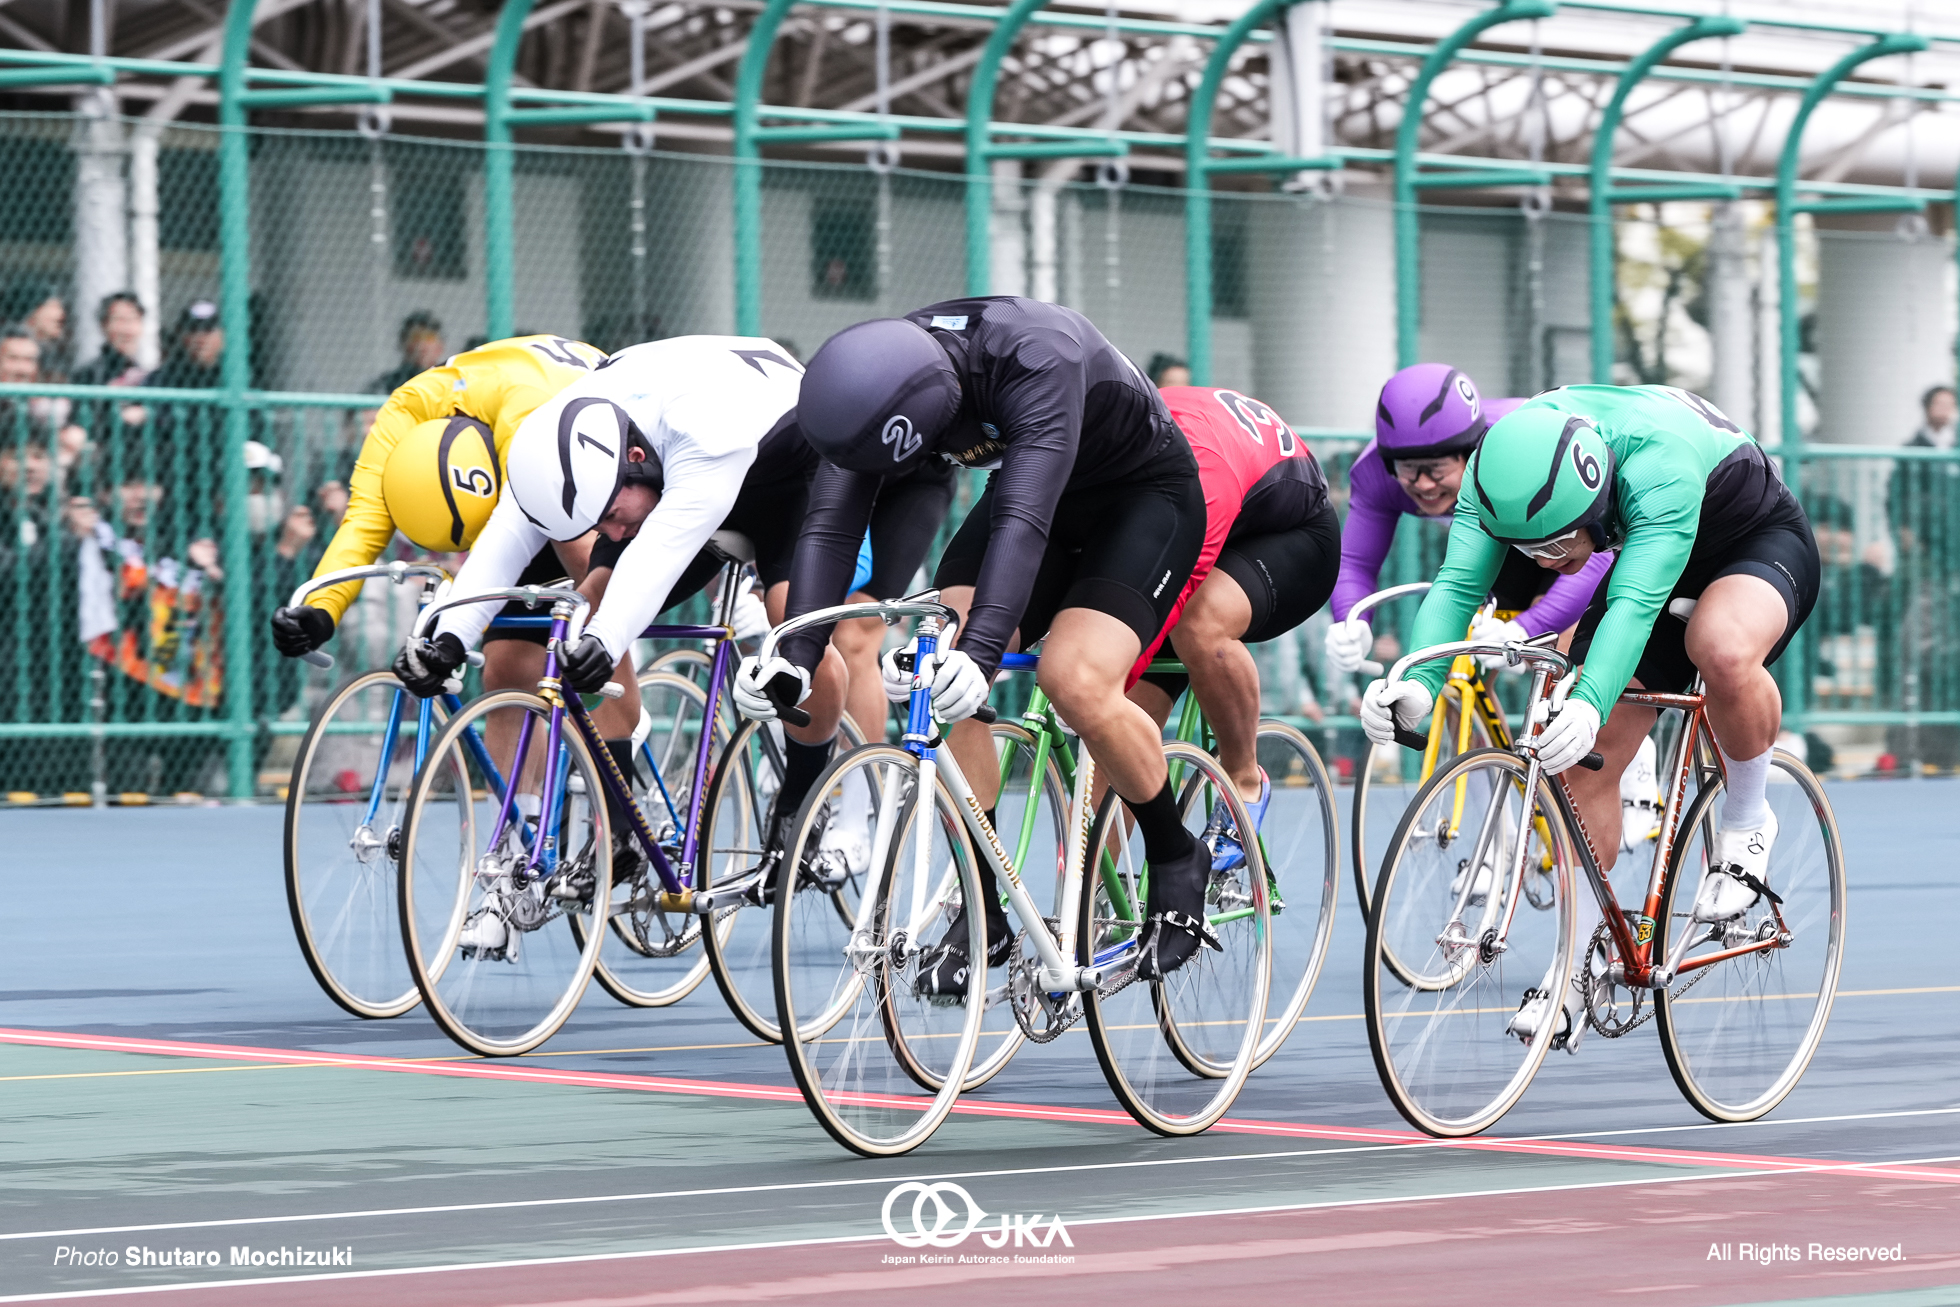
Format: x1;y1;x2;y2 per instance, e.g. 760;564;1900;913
382;414;502;550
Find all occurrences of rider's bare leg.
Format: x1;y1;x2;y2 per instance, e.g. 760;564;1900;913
1168;570;1261;801
1684;574;1788;829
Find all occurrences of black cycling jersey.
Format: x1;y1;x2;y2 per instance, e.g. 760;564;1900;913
1229;457;1331;544
782;296;1188;676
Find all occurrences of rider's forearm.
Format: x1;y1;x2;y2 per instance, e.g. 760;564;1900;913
1329;499;1399;623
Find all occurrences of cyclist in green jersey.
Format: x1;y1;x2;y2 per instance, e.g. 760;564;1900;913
1360;384;1820;1047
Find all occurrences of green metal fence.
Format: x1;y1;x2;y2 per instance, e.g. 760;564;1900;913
4;96;1960;797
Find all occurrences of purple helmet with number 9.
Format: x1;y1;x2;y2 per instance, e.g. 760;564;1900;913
1374;363;1487;467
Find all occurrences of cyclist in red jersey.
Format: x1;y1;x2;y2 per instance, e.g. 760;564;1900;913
1128;386;1339;870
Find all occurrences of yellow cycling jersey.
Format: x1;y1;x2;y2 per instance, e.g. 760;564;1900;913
305;335;607;620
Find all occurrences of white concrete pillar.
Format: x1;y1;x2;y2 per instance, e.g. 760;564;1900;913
1246;194;1396;428
1756;225;1781;443
1267;0;1329;190
1815;225;1953;446
71;91;129;366
990;157;1028;297
127;126;162;370
1705;203;1754;427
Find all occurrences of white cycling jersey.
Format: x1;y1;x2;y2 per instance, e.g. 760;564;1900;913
436;335;805;658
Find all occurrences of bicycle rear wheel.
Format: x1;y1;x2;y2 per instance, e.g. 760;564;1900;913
576;671;722;1008
698;715;866;1042
1249;722;1340;1067
1082;742;1270;1136
1353;684;1495;922
286;671;465;1019
1655;751;1845;1121
775;745;985;1156
1364;748;1575;1137
399;691;611;1056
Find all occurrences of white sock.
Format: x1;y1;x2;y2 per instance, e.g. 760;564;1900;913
1719;746;1772;830
514;792;542;820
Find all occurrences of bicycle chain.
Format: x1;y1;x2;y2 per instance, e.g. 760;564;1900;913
1008;925;1083;1043
1583;916;1715;1039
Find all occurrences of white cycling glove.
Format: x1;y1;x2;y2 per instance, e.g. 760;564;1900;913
921;649;989;724
1469;612;1531;672
1359;678;1433;747
1325;619;1373;675
880;639;918;702
733;654;810;722
730;582;772;644
1532;673;1600;775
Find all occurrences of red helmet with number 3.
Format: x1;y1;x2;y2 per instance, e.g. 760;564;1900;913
382;414;502;551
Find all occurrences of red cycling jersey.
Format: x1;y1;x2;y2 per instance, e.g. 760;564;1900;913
1127;386;1329;685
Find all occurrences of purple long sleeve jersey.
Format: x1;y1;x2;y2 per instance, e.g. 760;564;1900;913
1330;438;1613;636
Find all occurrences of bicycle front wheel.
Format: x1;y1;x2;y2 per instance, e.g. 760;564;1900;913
1250;721;1340;1067
285;671;466;1019
575;671;722;1009
398;691;611;1056
775;745;985;1156
1353;684;1495;922
698;715;868;1042
1364;748;1575;1137
1655;751;1846;1122
1082;741;1271;1136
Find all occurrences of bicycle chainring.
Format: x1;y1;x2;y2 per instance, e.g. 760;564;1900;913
1008;926;1081;1042
1583;919;1647;1038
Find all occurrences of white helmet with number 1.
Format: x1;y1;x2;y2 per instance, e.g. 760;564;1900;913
506;395;652;539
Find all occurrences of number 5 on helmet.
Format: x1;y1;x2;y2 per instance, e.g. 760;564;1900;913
382;414;502;551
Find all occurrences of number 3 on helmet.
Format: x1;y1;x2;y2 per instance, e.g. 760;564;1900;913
382;414;502;551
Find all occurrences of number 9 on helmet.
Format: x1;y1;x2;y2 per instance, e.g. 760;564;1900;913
382;414;502;551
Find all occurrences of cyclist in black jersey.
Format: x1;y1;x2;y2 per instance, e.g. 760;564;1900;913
743;297;1214;982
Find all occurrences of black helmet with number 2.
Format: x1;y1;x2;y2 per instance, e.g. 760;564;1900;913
796;318;961;474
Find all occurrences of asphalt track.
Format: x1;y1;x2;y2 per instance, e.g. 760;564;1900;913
3;777;1958;1305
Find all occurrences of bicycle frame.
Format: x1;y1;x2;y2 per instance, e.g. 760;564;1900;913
410;563;753;916
1384;640;1795;991
758;601;1110;994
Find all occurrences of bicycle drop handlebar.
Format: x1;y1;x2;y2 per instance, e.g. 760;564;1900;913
1381;638;1604;771
756;592;997;729
285;561;453;670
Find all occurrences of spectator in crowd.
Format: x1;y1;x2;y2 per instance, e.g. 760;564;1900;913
367;311;446;395
1;326;89;473
1147;352;1191;389
69;292;148;389
1909;384;1956;450
3;280;70;380
152;299;225;390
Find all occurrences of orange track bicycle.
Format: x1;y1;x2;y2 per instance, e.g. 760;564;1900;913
1363;628;1845;1137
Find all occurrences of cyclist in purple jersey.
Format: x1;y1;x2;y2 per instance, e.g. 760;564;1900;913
1325;366;1612;676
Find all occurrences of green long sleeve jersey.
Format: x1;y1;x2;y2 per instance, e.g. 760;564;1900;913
1406;385;1757;718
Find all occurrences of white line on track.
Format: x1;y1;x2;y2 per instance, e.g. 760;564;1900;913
8;1152;1960;1303
6;1103;1958;1245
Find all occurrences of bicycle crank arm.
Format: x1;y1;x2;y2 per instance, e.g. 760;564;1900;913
1035;963;1102;992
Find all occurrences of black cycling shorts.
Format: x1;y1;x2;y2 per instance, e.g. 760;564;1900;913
1571;483;1820;695
485;474;813;645
1490;546;1559;616
1139;501;1340;703
480;542;581;647
859;460;957;600
933;467;1206;656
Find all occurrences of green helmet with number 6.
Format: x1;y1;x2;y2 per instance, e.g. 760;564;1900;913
1466;406;1616;545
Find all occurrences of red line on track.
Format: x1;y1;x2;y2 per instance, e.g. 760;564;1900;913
7;1026;1958;1187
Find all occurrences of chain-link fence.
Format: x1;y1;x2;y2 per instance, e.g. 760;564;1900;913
5;106;1960;796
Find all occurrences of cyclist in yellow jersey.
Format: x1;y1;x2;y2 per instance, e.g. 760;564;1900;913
268;335;646;839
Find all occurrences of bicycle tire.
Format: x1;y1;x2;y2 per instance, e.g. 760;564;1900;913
1352;683;1495;923
1248;721;1340;1068
1363;747;1575;1137
285;670;462;1020
1654;751;1845;1122
774;744;985;1156
398;690;611;1057
1081;741;1271;1136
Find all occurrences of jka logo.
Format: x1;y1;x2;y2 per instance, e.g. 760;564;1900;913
881;1182;1073;1250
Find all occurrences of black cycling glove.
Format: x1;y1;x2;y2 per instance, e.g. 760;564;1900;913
270;605;335;658
394;633;467;698
560;633;616;695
